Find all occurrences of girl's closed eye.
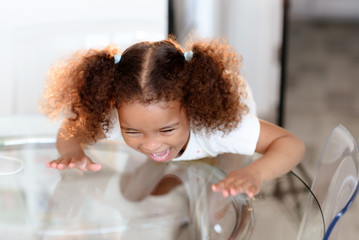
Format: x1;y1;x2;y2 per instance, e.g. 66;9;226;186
122;128;141;135
159;122;180;134
160;128;175;134
126;131;141;135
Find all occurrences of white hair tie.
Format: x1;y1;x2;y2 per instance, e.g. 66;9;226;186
184;51;193;62
114;54;122;64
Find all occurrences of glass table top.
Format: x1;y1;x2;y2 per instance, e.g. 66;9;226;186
0;136;324;240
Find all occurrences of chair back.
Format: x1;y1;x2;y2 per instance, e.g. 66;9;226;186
297;124;359;240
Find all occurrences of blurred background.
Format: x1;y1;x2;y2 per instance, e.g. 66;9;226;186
0;0;358;238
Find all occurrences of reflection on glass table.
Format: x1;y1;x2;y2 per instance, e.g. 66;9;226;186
0;136;323;240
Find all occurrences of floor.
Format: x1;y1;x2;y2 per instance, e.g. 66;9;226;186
285;20;359;239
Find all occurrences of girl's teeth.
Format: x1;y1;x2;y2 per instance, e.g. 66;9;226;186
150;149;170;161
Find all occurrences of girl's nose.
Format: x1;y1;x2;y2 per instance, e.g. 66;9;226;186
141;136;162;153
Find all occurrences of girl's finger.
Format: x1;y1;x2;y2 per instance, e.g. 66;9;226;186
87;162;102;172
51;161;59;168
246;185;259;198
212;180;229;192
57;157;71;169
229;182;245;196
68;156;88;169
213;176;238;192
229;180;254;196
45;161;53;168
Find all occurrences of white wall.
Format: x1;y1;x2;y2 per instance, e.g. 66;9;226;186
0;0;167;116
223;0;283;121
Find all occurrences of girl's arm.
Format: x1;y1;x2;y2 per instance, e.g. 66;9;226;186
212;119;305;198
46;122;103;171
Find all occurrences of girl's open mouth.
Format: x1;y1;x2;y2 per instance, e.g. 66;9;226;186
148;148;172;162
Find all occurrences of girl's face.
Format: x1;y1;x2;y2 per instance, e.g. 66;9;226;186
118;101;190;162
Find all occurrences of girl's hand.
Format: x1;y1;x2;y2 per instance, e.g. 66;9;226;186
46;152;102;172
211;168;261;198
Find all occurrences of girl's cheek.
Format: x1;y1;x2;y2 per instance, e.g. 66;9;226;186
122;137;137;149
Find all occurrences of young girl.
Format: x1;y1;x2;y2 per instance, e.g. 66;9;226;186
40;38;305;198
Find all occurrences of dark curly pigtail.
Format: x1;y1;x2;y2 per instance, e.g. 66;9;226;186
183;40;248;134
40;46;120;143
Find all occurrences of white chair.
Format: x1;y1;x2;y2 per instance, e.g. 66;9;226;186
297;124;359;240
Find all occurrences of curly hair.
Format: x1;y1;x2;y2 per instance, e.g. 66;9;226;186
40;38;248;144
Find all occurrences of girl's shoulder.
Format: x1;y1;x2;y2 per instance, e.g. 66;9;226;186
189;114;260;158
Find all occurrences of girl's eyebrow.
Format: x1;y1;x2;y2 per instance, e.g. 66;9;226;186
159;122;180;130
120;123;180;131
120;127;139;131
